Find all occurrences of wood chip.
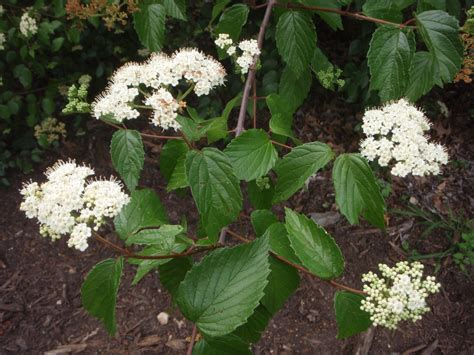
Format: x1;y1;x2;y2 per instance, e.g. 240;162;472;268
137;335;162;347
44;344;87;354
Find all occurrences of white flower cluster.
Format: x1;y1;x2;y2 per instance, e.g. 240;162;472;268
214;34;260;74
0;5;4;15
20;11;38;37
20;160;129;251
0;33;5;50
360;99;448;177
361;261;440;329
92;48;226;130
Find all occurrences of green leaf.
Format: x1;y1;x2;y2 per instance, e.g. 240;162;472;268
362;0;404;22
266;94;297;141
167;155;188;191
279;66;312;113
186;148;243;241
51;37;65;52
285;209;344;280
159;257;193;299
163;0;186;20
193;335;251;355
301;0;343;30
261;258;299;315
332;154;385;229
276;11;317;76
130;242;187;285
133;2;166;52
415;10;463;83
334;291;372;339
110;130;145;191
215;4;249;41
114;189;168;239
224;129;278;182
177;236;270;337
13;64;32;88
81;258;124;335
232;305;272;344
176;115;205;142
273;142;334;203
211;0;231;25
41;98;55;115
405;51;438;101
251;210;279;237
368;27;413;102
125;225;183;246
247;179;275;210
160;139;189;180
263;223;301;265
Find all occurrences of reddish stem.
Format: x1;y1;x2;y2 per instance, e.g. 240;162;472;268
271;140;293;150
187;325;197;355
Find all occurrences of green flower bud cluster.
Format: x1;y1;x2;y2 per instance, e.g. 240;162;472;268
255;176;271;190
316;67;345;90
63;75;92;114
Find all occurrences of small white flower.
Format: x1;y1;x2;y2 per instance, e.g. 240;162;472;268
19;160;130;252
359;99;448;177
235;39;260;74
20;12;38;37
145;88;180;130
215;33;233;49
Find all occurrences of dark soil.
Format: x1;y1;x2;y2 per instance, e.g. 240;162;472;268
1;85;473;354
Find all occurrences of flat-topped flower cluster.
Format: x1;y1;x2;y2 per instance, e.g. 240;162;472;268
20;11;37;37
92;48;226;130
214;33;260;74
20;160;129;251
360;99;448;177
361;261;440;329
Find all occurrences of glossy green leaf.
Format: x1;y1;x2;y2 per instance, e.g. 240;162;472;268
247;179;275;210
159;257;193;299
273;142;334;203
215;4;249;41
332;154;385;229
261;258;300;315
232;305;272;344
251;209;279;237
263;223;301;265
285;209;344;280
276;11;317;76
114;189;168;239
362;0;405;22
266;94;298;141
279;66;312;113
334;291;372;339
301;0;343;30
193;335;251;355
81;258;124;335
133;2;166;51
160;136;189;181
368;26;413;101
405;51;438;101
415;10;463;83
110;130;144;191
125;225;183;246
224;129;278;182
163;0;186;20
186;148;242;240
177;236;270;337
167;155;188;191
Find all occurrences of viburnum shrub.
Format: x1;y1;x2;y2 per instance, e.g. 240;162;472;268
19;0;467;352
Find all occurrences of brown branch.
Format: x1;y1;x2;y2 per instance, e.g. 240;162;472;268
92;232;221;260
187;325;198;355
276;2;414;29
226;229;366;296
252;79;257;129
235;0;277;136
271;140;293;150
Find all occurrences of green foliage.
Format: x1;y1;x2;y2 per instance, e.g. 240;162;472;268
276;11;317;77
273;142;334;203
186;148;243;241
215;4;249;41
177;236;270;337
133;2;166;51
81;258;124;335
334;291;372;339
224;129;278;182
454;231;474;274
332;154;385;229
367;27;413;101
285;209;344;280
114;189;168;239
110;130;145;191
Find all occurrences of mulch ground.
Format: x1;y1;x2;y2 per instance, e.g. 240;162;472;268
1;84;473;354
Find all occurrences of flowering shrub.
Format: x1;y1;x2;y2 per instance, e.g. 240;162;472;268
17;0;469;352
